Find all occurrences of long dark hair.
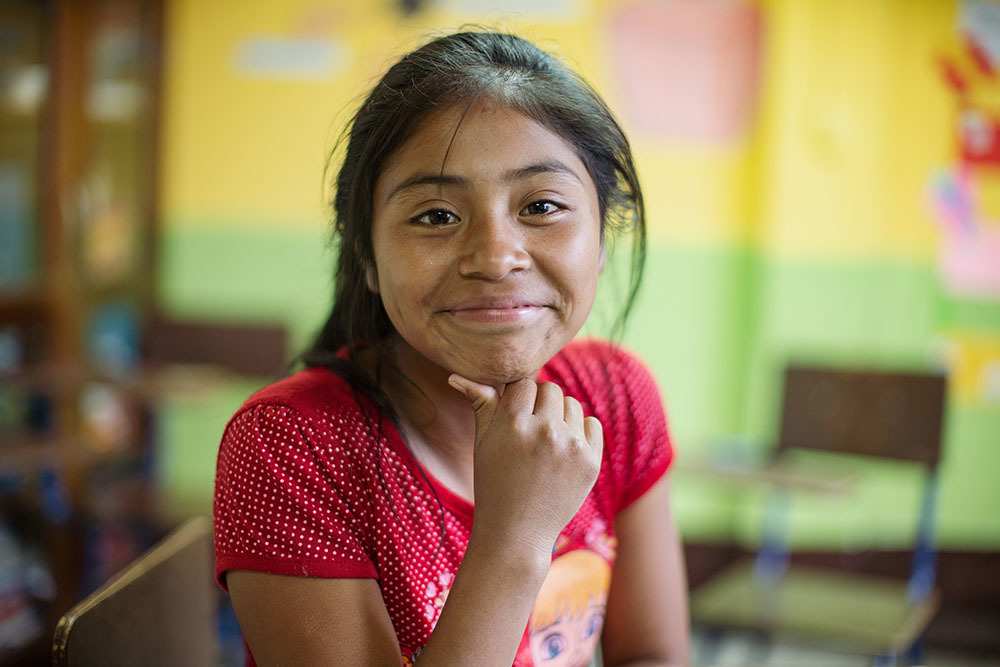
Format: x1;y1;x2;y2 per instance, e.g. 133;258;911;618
297;30;647;417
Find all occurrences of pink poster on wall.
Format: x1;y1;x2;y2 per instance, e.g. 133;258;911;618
606;0;762;142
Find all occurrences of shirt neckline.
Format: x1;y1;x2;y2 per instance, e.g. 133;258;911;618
381;416;477;525
309;363;478;524
381;365;556;526
319;347;561;527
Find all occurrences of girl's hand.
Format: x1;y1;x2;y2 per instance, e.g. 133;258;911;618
447;374;604;557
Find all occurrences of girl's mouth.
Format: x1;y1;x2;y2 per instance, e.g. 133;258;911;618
446;304;549;324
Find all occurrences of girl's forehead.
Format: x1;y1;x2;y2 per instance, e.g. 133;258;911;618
375;100;589;195
394;103;471;155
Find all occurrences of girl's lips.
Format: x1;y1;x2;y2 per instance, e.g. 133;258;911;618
446;305;549;324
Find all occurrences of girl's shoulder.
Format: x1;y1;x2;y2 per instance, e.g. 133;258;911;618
540;337;661;404
237;365;358;415
221;364;385;450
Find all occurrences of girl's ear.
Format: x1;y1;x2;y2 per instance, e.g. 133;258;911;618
365;263;380;294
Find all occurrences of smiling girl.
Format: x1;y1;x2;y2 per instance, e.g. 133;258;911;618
213;31;689;666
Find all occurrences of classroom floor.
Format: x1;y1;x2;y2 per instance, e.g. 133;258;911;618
217;614;1000;666
689;627;1000;667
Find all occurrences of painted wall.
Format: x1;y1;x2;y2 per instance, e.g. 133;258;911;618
158;0;1000;550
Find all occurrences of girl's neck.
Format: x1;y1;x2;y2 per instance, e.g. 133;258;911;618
377;335;480;474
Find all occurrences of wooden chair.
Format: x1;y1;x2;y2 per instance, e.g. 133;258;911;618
52;517;216;667
690;365;947;666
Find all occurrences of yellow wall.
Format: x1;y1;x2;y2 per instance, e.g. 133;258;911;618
162;0;957;255
754;0;955;261
160;0;758;246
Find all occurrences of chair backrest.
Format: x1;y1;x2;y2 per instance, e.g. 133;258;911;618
144;314;289;377
776;365;947;468
52;517;216;667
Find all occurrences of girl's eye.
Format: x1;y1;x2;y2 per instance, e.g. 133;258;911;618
411;209;459;226
541;632;566;659
520;200;562;217
584;611;603;638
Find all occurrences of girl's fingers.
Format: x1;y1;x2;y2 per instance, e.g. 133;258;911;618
584;416;604;455
532;382;564;421
564;396;584;432
500;377;538;416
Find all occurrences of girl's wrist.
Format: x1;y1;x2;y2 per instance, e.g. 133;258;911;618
466;526;553;577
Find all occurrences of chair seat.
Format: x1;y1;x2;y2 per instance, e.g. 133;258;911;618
691;559;940;655
53;517;216;667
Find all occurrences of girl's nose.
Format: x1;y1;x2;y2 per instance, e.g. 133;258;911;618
457;213;531;281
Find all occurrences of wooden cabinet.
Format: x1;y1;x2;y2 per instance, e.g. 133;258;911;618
0;1;164;662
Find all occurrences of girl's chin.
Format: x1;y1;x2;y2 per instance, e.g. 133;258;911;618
447;350;548;387
413;329;576;386
454;363;540;388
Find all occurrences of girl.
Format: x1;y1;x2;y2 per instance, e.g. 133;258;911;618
213;30;689;666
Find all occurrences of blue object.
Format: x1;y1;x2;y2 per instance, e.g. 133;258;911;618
25;390;54;433
217;593;247;667
86;302;140;375
0;327;23;372
38;468;71;525
0;165;36;289
907;471;939;603
752;488;791;585
0;473;24;495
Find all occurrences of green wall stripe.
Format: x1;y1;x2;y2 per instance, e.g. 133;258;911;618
159;224;1000;548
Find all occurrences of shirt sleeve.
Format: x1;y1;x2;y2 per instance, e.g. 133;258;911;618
600;344;675;514
213;401;378;589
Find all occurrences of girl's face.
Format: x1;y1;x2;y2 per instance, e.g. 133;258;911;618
530;601;606;667
371;99;603;385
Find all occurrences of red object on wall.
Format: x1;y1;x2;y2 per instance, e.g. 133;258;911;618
965;31;997;77
938;57;969;94
959;109;1000;167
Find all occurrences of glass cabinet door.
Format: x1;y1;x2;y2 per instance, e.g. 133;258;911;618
0;1;48;293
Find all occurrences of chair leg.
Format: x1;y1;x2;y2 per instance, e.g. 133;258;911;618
695;626;726;667
872;652;898;667
904;637;926;666
746;629;773;666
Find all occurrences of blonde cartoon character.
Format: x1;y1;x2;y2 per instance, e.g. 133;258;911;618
529;549;612;667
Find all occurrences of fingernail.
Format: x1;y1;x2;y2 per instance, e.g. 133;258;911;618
447;375;462;392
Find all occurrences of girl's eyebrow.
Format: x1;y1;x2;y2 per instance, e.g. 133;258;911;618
506;160;583;184
385;160;583;203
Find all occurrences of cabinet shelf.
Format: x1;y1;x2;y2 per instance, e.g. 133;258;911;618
1;437;94;475
0;288;45;317
2;362;235;401
0;0;168;659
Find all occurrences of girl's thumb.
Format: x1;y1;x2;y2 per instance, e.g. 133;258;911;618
447;373;497;414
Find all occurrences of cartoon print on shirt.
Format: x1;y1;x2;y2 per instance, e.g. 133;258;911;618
583;518;617;561
423;571;455;624
529;549;611;667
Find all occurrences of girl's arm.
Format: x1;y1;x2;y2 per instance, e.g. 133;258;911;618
601;477;691;667
228;529;553;666
228;572;401;665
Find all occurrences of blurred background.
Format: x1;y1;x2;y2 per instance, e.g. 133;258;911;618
1;0;999;665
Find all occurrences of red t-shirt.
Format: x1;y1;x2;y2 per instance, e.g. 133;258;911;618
213;338;674;666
